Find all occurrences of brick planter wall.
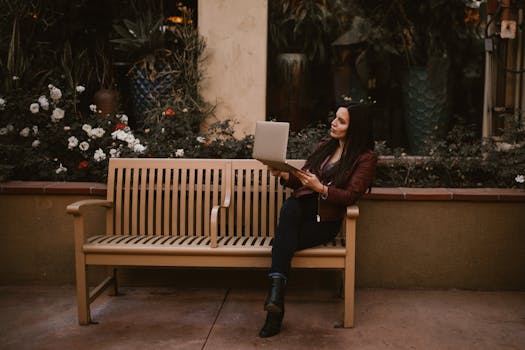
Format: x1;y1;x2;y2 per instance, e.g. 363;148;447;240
1;182;524;290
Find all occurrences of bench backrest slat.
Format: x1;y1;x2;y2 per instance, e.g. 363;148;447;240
106;159;229;236
228;160;305;237
106;158;311;238
170;168;179;234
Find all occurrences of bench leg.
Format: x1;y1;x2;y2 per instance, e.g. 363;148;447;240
343;230;356;328
107;267;119;296
75;255;91;325
343;263;355;328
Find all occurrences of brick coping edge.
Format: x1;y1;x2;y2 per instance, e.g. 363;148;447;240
1;181;524;201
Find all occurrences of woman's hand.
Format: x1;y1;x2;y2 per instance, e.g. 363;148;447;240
268;166;289;181
294;170;324;193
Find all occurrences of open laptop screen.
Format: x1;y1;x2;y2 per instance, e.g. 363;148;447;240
252;121;300;172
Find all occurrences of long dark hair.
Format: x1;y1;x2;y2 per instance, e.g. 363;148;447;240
306;104;374;187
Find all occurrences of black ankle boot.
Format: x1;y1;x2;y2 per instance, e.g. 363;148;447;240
264;276;286;313
258;308;284;338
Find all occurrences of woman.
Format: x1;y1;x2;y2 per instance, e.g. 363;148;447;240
259;103;377;338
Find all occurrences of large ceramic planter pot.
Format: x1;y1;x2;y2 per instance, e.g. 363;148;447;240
128;65;174;127
332;48;368;105
403;60;450;154
273;53;308;131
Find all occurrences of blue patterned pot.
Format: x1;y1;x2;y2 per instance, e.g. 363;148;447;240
129;65;174;127
403;64;450;154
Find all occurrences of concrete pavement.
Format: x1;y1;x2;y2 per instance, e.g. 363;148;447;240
1;286;524;349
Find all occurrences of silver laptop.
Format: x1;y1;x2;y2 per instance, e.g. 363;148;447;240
252;121;301;172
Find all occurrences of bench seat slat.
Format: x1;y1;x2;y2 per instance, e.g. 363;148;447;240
83;235;345;257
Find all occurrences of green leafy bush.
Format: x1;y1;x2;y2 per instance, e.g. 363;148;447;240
374;119;525;188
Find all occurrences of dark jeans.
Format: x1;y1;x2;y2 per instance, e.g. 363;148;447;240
270;195;342;279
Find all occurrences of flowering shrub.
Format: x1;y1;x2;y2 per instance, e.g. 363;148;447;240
0;83;144;181
143;117;253;159
1;82;524;189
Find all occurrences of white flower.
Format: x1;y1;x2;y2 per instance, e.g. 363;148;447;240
82;124;92;133
111;129;128;141
32;125;38;135
0;128;8;135
196;136;206;143
175;149;184;157
49;86;62;101
64;126;71;131
125;134;136;146
109;148;120;158
48;84;54;89
19;127;30;137
6;124;14;132
75;85;86;93
56;163;67;174
89;127;105;139
12;76;19;80
119;115;128;123
32;139;40;148
144;128;150;133
161;128;165;134
89;104;97;113
29;103;39;114
133;144;146;153
94;148;106;162
516;174;525;184
79;141;90;151
51;108;65;122
0;98;6;110
68;136;79;149
182;108;188;113
38;96;49;110
496;142;519;152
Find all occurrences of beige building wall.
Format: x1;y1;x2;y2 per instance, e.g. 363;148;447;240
198;0;268;137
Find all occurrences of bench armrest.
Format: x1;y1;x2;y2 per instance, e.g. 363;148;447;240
67;199;113;248
209;171;232;248
67;199;113;216
346;205;359;219
344;204;359;242
210;198;231;248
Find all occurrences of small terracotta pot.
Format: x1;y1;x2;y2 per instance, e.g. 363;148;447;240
93;88;119;116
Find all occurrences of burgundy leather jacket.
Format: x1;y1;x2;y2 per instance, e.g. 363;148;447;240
283;148;377;222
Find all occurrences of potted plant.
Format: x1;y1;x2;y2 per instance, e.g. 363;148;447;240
395;0;469;154
268;0;343;130
340;0;470;153
269;0;340;63
110;3;179;127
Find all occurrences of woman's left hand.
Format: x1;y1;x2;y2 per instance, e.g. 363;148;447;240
294;170;323;193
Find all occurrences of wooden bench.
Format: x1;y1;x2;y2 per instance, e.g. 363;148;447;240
67;158;359;327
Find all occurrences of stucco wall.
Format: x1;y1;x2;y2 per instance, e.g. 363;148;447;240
357;200;525;290
198;0;268;136
1;192;524;290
